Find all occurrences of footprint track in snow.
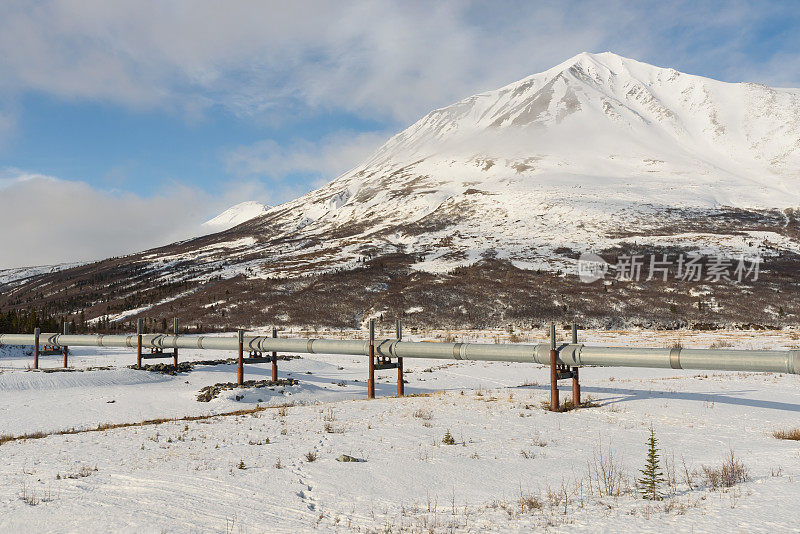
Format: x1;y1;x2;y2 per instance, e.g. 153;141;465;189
291;435;327;511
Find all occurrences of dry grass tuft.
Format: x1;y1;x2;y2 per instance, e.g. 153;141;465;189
541;396;600;412
709;339;733;349
412;408;433;420
772;428;800;441
517;494;542;513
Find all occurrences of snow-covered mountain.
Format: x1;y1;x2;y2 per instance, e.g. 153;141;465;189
202;201;271;232
3;52;800;329
227;51;800;275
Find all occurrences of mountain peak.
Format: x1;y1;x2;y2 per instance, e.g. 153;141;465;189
540;51;670;86
541;51;629;75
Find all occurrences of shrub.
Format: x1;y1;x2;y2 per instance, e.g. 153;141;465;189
702;451;748;490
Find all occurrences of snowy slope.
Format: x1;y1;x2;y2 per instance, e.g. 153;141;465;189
202;201;271;232
0;262;85;286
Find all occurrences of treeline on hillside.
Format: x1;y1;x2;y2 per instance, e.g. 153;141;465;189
0;310;75;334
0;309;193;335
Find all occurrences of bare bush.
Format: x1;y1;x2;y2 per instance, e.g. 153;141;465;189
588;443;626;497
305;451;318;462
702;451;749;490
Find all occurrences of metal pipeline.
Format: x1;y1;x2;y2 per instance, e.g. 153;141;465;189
1;333;798;375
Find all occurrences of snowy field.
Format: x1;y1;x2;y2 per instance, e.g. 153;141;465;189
1;329;799;533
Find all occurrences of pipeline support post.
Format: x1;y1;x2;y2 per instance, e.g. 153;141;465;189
63;322;69;368
549;323;559;411
396;318;404;396
368;319;375;399
271;326;278;382
136;319;143;369
237;329;244;386
33;327;40;369
571;323;581;406
173;318;179;367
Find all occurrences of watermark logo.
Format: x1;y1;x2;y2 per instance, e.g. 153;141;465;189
577;252;609;283
575;252;761;283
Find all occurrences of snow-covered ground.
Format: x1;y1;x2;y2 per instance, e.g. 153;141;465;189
1;329;799;532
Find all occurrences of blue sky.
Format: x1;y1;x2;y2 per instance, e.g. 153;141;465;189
1;0;799;268
5;93;384;197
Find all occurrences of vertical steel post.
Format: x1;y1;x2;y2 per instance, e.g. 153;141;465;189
63;322;69;368
571;323;580;406
396;318;404;396
368;319;375;399
549;323;559;411
136;318;143;369
33;327;40;369
173;318;179;368
271;326;278;382
237;329;244;386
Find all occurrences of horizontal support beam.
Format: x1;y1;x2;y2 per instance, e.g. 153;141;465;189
1;332;798;375
242;357;272;364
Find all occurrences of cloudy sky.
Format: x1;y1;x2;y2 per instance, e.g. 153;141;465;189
1;0;799;268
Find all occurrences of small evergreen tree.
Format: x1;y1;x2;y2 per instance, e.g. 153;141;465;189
442;430;455;445
638;425;665;500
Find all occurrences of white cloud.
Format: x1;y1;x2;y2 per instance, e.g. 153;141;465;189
0;168;59;188
225;131;389;181
0;171;286;269
0;1;796;123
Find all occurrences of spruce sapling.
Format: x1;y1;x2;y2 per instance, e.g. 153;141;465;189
638;425;665;500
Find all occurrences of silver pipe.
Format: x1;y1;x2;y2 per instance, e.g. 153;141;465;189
1;333;798;375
